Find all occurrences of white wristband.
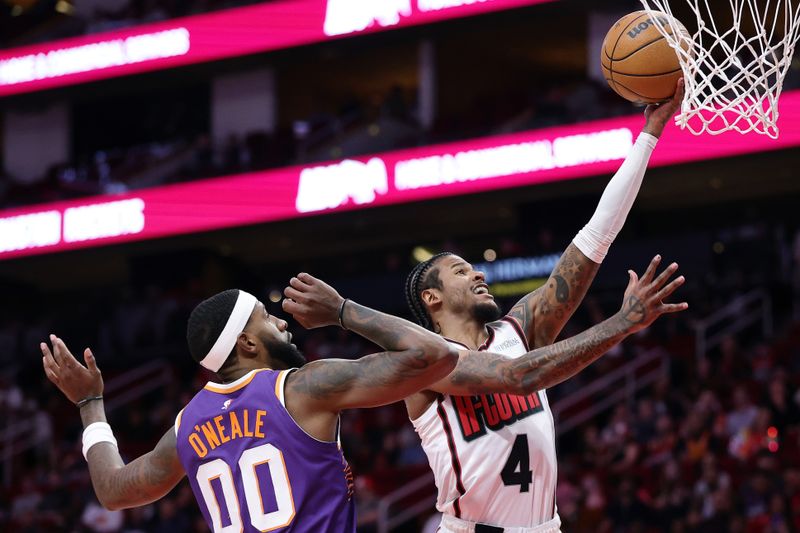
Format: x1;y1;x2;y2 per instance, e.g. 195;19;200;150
82;422;118;460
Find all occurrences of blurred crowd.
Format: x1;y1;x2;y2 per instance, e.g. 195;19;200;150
555;328;800;533
4;67;800;210
0;225;799;532
0;78;633;210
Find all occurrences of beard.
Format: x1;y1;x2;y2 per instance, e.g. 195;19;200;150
471;300;503;325
263;336;308;369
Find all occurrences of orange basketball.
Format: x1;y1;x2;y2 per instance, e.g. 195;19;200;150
601;10;689;104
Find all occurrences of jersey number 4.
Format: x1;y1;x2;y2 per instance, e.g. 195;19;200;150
500;434;533;493
196;443;295;532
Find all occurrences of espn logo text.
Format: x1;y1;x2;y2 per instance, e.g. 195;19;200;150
323;0;495;36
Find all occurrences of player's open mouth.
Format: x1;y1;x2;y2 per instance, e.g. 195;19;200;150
472;284;490;295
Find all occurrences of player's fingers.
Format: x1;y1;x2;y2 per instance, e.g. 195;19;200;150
84;348;100;374
281;298;302;315
42;358;60;384
641;255;662;283
284;286;305;303
626;269;638;290
297;272;315;284
651;262;679;290
40;341;59;368
54;336;79;368
660;302;689;314
288;276;310;291
654;275;685;301
42;353;58;376
673;78;685;102
49;334;67;366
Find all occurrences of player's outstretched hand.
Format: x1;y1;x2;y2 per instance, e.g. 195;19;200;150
643;77;685;138
41;334;103;405
282;273;345;329
619;255;689;333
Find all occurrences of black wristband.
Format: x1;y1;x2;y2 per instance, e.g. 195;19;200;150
76;396;103;409
338;299;349;330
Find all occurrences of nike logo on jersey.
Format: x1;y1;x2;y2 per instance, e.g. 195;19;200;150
453;391;544;441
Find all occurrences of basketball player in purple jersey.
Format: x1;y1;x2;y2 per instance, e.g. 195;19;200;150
40;277;460;532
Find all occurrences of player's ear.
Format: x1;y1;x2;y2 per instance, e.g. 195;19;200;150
421;287;442;309
236;332;259;358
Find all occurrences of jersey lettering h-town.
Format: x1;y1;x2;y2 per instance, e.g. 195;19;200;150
412;317;559;527
174;369;356;532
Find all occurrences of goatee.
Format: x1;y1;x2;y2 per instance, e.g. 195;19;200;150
263;337;308;369
472;301;503;325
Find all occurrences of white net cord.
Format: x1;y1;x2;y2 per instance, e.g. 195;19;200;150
638;0;800;138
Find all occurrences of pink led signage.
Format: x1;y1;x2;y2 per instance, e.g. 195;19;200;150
1;89;799;260
0;0;556;97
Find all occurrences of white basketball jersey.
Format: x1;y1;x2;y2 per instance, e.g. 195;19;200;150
411;317;558;527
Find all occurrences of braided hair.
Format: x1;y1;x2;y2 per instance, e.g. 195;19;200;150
404;252;453;331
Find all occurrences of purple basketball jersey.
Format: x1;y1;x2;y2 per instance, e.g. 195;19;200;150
175;369;356;532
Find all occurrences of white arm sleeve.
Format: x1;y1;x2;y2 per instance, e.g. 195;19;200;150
572;132;658;264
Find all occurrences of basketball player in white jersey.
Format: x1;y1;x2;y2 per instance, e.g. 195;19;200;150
397;82;686;532
287;258;686;532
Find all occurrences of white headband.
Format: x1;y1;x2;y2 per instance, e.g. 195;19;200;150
200;290;258;372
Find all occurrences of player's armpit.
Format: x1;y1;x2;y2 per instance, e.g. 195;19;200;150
87;428;185;511
508;242;600;349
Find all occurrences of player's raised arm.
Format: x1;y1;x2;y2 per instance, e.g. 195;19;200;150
41;336;185;511
509;80;685;349
432;255;688;396
282;273;458;411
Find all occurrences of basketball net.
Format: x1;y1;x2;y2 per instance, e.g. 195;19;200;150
638;0;800;138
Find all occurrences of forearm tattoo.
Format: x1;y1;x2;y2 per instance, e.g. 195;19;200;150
449;314;629;395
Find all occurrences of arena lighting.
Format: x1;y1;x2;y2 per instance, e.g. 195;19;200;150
413;247;435;263
1;93;800;261
474;254;560;283
54;0;74;15
0;0;557;97
0;29;190;87
489;278;547;297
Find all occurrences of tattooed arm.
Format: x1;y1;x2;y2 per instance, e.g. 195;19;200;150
430;256;688;396
81;404;184;510
41;337;185;511
510;84;684;349
282;273;458;412
508;242;601;349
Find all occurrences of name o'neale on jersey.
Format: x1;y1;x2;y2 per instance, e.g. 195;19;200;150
187;409;267;458
453;391;544;441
